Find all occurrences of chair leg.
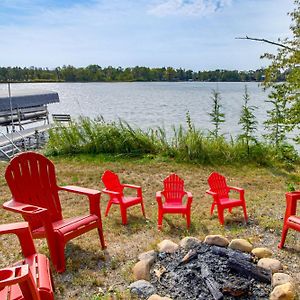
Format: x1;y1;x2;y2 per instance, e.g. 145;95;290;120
120;205;128;225
229;208;232;213
242;203;248;222
186;211;191;229
217;207;225;225
56;242;66;273
97;224;106;249
158;210;163;230
105;200;113;217
278;226;289;249
141;201;146;218
210;203;215;216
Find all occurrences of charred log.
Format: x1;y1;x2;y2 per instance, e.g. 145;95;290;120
228;257;272;283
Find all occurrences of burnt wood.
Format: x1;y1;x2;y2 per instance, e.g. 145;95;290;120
211;246;252;262
200;264;224;300
228;257;272;283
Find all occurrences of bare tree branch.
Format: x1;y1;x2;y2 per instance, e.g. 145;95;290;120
235;36;296;52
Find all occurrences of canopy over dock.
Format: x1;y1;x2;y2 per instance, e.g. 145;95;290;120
0;90;59;111
0;90;60;128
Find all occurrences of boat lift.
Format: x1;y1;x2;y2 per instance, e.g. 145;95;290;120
0;88;60;159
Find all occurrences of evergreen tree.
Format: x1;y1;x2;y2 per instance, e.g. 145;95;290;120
238;86;258;155
209;89;225;138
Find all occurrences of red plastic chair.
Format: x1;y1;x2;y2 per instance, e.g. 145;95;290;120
0;222;54;300
3;152;106;273
101;170;146;225
206;172;248;225
278;191;300;249
156;173;193;230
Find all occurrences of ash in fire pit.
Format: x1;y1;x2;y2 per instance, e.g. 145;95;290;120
150;243;272;300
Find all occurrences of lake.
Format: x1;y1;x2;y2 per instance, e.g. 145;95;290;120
0;81;273;138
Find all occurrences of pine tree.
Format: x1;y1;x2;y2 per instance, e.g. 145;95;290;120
238;86;258;155
209;89;225;138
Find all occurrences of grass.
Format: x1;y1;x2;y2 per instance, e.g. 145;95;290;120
0;155;299;299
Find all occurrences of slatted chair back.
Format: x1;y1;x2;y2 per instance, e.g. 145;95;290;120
208;172;230;198
102;170;124;195
5;152;63;230
163;173;185;204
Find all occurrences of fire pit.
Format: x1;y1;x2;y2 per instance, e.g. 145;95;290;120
150;243;271;299
130;236;297;300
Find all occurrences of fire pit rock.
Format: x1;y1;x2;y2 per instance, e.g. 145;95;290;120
272;273;294;287
257;258;282;273
251;247;273;259
228;238;253;252
157;240;179;253
129;280;156;298
179;237;201;250
204;235;229;247
270;282;296;300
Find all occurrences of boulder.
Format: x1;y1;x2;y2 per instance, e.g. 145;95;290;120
270;282;296;300
138;250;157;265
251;247;272;259
129;280;156;298
228;239;253;252
204;235;229;247
148;294;173;300
272;273;294;287
179;237;201;249
257;258;282;273
133;260;152;281
157;240;179;253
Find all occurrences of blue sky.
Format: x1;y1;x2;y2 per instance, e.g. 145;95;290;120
0;0;295;70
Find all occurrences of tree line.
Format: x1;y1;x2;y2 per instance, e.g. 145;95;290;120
0;65;270;82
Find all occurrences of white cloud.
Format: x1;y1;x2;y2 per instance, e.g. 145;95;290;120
148;0;232;17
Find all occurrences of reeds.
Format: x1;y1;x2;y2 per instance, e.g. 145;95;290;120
45;116;298;166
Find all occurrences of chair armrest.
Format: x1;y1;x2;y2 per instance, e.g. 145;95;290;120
228;186;244;193
123;184;141;190
123;184;142;197
3;200;47;217
206;190;217;196
0;265;31;288
102;189;121;197
0;221;29;235
59;185;101;196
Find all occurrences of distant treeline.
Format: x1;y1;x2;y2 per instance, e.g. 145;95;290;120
0;65;283;83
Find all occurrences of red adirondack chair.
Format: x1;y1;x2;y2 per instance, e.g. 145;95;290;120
278;191;300;249
3;152;106;273
101;170;146;225
156;173;193;230
0;222;54;300
206;172;248;225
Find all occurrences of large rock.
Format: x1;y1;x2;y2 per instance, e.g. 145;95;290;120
270;282;296;300
272;273;294;287
179;237;201;250
228;239;253;252
251;247;272;259
133;260;152;281
157;240;179;253
138;250;157;265
148;294;173;300
129;280;156;298
257;258;282;273
204;235;229;247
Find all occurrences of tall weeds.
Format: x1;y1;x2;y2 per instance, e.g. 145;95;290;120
46;116;297;166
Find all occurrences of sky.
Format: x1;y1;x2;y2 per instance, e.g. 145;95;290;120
0;0;295;71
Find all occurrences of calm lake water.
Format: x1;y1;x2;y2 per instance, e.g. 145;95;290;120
1;82;273;138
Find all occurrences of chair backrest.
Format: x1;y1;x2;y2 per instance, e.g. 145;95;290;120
207;172;229;198
163;173;185;204
5;152;62;230
101;170;124;195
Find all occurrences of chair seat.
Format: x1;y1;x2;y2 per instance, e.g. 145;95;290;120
0;254;53;300
110;196;142;206
32;214;99;238
219;198;243;207
162;202;187;212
